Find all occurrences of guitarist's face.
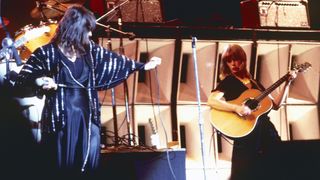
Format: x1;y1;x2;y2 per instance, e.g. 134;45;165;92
226;59;244;76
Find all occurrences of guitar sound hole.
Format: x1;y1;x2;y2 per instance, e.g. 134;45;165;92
245;98;259;110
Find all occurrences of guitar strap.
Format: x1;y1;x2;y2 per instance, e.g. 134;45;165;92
250;79;265;91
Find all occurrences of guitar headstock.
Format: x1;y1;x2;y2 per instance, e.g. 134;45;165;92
292;62;312;73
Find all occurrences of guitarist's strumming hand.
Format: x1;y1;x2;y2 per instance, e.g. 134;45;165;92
235;105;252;117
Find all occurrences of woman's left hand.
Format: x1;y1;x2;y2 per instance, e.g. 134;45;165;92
144;56;162;70
35;77;58;90
287;70;298;82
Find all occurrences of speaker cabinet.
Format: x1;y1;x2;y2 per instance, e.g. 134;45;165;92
100;150;186;180
270;140;320;179
240;0;310;29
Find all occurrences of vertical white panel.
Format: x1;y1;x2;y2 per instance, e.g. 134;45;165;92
177;105;216;166
136;39;175;104
100;106;129;145
287;105;320;140
256;43;290;98
269;108;290;140
289;43;320;104
98;38;138;105
179;40;217;102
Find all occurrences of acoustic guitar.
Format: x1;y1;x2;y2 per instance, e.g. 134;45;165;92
210;62;311;138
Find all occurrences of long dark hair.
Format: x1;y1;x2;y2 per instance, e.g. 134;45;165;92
220;44;251;80
51;5;96;56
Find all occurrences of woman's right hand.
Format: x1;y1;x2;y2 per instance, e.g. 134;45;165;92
234;105;252;117
35;77;57;90
144;56;162;70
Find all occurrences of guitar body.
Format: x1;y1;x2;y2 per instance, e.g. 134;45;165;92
210;89;273;138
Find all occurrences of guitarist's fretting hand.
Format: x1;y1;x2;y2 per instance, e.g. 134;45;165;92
271;70;298;110
286;70;298;83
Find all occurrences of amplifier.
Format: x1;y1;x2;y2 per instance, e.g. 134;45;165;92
105;0;163;23
240;0;310;28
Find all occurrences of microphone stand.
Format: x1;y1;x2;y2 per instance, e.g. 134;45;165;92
192;37;207;179
117;8;135;146
105;26;120;147
95;22;135;40
96;0;129;22
95;0;135;40
95;0;136;147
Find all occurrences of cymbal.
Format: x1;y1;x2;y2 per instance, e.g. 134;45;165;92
35;0;85;4
58;0;85;3
30;0;85;19
0;17;10;28
31;1;66;19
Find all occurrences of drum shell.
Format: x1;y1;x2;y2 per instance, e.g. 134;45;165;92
0;60;45;142
15;22;57;61
0;60;23;85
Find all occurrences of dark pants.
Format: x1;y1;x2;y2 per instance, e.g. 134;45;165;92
230;118;281;180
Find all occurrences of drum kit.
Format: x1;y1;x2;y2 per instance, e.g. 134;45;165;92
1;0;85;65
18;0;86;60
0;0;85;142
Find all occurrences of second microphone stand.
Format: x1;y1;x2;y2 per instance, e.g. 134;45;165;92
97;2;136;147
116;9;136;147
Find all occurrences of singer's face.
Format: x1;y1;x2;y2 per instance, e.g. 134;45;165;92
87;31;92;38
226;58;244;74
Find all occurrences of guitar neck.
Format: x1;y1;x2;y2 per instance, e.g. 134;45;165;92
13;37;26;48
256;73;290;102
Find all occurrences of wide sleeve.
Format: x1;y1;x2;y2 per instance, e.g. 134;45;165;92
14;47;48;90
93;45;145;90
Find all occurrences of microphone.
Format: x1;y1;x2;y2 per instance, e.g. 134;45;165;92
126;32;136;40
1;37;23;66
36;1;41;8
36;1;48;8
36;1;48;9
1;37;13;48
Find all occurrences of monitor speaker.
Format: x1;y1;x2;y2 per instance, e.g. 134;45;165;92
264;140;320;179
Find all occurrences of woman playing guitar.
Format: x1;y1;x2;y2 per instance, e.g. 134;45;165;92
207;44;297;180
